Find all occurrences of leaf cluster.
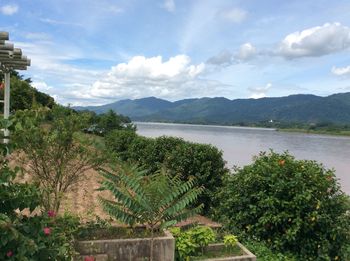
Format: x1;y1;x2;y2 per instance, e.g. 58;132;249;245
169;226;216;260
98;162;203;232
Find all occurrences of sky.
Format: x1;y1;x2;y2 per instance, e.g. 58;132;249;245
1;0;350;106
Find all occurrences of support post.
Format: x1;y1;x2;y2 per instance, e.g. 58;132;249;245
4;71;10;144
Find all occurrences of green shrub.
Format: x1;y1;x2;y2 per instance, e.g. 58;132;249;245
105;130;137;160
106;134;228;214
243;239;297;261
170;226;216;260
218;150;350;260
0;160;80;260
223;234;238;248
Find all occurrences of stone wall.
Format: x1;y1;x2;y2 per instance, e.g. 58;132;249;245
75;230;174;261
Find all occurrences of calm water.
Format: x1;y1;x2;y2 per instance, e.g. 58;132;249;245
136;122;350;194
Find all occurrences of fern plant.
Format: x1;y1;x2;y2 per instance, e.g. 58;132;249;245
98;163;203;261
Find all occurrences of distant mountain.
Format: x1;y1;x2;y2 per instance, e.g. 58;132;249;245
74;93;350;125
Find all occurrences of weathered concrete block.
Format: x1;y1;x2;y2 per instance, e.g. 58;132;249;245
75;230;174;261
202;242;256;261
79;254;108;261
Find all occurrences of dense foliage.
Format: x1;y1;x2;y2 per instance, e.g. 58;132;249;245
218;151;350;260
105;132;228;214
12;106;105;212
0;71;55;112
82;109;135;136
0;160;79;260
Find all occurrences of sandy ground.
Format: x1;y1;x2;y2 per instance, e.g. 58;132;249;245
59;168;113;221
10;154;113;221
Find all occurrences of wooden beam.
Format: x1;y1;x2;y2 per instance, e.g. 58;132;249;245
0;32;9;41
0;43;14;51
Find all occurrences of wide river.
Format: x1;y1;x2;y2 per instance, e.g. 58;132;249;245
136;122;350;194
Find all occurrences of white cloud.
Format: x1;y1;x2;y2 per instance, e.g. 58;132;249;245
85;55;206;101
278;23;350;58
332;66;350;76
206;50;233;65
248;83;272;99
217;8;247;23
32;81;53;92
163;0;175;12
0;4;18;15
236;43;256;61
39;18;83;27
207;43;257;66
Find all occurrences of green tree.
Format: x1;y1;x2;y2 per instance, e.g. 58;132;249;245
12;106;105;212
218;151;350;260
98;162;203;261
97;109;135;135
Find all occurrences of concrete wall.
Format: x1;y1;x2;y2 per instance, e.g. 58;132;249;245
202;242;256;261
75;230;175;261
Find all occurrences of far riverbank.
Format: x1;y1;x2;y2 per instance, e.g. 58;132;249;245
135;121;350;137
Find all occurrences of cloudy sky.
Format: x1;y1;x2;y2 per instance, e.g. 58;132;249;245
1;0;350;105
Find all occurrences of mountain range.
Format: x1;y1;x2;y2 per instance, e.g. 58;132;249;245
74;92;350;125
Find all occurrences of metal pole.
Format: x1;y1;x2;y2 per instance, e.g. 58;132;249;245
4;71;10;144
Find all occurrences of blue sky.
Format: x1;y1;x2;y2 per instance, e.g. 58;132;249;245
1;0;350;105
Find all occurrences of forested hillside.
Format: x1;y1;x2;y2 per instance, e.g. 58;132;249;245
74;93;350;125
0;71;55;112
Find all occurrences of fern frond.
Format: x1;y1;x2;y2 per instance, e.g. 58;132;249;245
98;196;138;225
163;187;203;215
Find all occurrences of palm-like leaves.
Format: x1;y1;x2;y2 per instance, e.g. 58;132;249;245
98;163;203;231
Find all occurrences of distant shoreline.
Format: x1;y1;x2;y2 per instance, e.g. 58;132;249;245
276;128;350;137
134;121;350;137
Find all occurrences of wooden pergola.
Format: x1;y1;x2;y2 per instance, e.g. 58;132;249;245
0;31;31;143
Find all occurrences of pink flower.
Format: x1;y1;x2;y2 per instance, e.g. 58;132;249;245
47;210;56;218
84;256;95;261
6;251;13;257
43;227;51;235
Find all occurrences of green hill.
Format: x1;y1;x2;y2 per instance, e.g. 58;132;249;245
74;92;350;125
0;71;55;112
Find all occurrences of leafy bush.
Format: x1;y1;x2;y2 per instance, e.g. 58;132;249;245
218;150;350;260
170;226;216;260
105;130;137;160
106;134;228;214
223;234;238;248
243;239;297;261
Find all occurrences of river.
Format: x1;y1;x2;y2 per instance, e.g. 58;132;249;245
136;122;350;194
